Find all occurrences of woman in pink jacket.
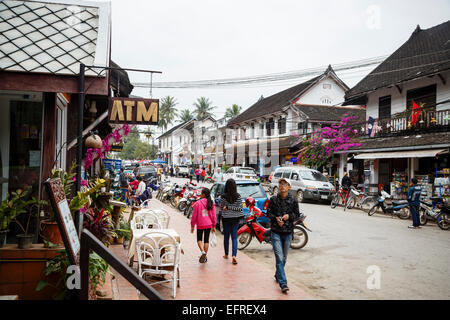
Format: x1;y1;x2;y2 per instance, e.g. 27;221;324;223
191;188;216;263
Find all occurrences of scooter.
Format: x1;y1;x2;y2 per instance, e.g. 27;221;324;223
237;197;310;250
185;189;202;219
178;183;201;212
368;190;411;219
419;197;443;225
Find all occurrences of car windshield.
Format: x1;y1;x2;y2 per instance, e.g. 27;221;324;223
299;170;328;182
236;184;265;198
238;168;256;175
139;167;156;173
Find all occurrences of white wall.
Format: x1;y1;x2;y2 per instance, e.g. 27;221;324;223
297;76;347;106
366;70;450;119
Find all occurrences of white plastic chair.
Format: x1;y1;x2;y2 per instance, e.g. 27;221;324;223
133;212;163;230
135;231;181;298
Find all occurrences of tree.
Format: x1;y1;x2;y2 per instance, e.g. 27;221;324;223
118;130;157;160
193;97;215;120
178;109;195;122
224;104;242;120
159;96;179;132
296;113;363;169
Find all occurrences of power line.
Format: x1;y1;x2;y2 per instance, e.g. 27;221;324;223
132;55;388;89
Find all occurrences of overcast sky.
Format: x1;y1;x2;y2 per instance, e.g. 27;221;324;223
106;0;450;133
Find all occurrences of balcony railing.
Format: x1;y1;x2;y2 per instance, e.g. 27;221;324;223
371;109;450;137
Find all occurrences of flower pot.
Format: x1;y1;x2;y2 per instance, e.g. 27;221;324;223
40;220;64;247
17;234;34;249
116;236;124;244
0;229;8;248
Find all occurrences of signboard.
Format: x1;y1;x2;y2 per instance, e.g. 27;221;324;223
44;178;80;265
103;159;122;180
108;97;159;125
111;144;123;152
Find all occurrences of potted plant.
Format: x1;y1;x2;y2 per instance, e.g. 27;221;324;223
83;207;116;247
0;189;31;247
115;220;131;246
14;195;47;249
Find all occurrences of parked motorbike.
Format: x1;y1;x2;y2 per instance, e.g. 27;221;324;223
237;197;310;250
368;190;410;219
185;188;202;219
178;183;201;212
436;202;450;230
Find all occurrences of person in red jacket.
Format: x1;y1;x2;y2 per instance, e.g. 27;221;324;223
191;188;216;263
129;177;140;191
201;167;206;184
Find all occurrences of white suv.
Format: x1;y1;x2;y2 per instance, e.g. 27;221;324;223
176;165;190;178
223;167;258;181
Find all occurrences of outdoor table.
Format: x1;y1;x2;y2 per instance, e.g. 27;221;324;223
127;228;183;267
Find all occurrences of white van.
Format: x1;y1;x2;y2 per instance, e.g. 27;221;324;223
270;166;335;203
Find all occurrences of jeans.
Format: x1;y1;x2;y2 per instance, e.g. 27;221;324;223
410;204;420;227
223;219;239;257
271;231;292;288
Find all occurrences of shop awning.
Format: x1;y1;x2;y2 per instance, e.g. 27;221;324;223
354;149;449;159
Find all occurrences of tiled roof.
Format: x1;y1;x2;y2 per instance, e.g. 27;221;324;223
0;0;110;76
346;20;450;100
295;104;366;122
156;120;191;139
346;131;450;152
228;65;349;126
227;74;322;126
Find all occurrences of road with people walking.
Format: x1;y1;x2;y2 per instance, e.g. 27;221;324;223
162;176;450;299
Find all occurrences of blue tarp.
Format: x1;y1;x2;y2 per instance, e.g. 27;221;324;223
150;158;167;164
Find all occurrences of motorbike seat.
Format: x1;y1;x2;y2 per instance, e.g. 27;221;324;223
392;200;408;206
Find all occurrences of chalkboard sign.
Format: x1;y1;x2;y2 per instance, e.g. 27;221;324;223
44;178;80;265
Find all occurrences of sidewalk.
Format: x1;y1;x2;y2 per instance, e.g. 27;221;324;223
111;199;313;300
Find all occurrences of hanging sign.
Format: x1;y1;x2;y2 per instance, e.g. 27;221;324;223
44;178;80;266
109;97;159;125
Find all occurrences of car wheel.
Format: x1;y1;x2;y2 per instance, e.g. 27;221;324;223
296;190;304;203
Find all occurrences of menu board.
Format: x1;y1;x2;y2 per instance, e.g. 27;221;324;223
44;178;80;265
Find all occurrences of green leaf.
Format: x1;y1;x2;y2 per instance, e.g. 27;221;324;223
36;280;50;291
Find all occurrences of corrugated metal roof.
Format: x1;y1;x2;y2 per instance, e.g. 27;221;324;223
0;0;110;76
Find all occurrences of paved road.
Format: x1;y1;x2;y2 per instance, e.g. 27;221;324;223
161;176;450;299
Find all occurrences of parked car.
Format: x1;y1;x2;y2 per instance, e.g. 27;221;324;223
210;180;270;233
136;166;157;181
223;167;258;181
270;166;335;203
176;165;190;178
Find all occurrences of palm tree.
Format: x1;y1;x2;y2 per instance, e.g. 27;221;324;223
225;104;242;120
159;96;178;132
178;109;195;122
193;97;215;120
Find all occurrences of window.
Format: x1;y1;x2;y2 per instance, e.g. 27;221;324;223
378;95;391;119
236;183;266;198
291;172;299;180
297;122;307;134
323;84;331;90
216;184;224;196
299;170;328;182
282;170;291;178
210;184;217;197
266;118;274;136
227;168;234;174
406;84;436;111
179;136;182;144
278;118;286;134
250;123;255;139
274;171;282;178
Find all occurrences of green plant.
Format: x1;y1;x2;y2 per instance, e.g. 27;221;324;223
69;178;106;215
0;189;30;231
115;220;131;241
13;196;47;236
51;161;77;198
36;248;111;299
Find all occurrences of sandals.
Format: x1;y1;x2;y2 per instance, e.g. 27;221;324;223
199;253;207;263
232;257;237;265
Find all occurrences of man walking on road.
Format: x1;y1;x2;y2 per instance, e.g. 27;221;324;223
408;177;422;229
266;177;300;293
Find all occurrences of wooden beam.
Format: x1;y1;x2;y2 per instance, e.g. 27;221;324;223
0;71;108;95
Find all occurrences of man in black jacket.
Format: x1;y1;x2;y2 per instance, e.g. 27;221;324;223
266;178;300;293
